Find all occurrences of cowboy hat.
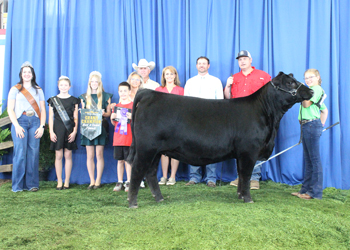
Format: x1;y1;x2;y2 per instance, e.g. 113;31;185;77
132;59;156;71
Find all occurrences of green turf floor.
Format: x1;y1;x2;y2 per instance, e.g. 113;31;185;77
0;181;349;249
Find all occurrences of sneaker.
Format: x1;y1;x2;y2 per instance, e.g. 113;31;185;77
113;182;123;192
185;180;196;186
159;177;167;185
207;181;216;187
124;182;130;192
250;180;260;190
230;178;239;186
166;177;176;185
140;180;145;188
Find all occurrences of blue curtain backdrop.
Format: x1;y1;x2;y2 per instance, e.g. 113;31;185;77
1;0;349;190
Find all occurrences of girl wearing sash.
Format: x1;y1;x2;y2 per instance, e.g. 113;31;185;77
292;69;328;200
156;66;184;185
48;76;79;190
79;71;113;190
7;62;46;192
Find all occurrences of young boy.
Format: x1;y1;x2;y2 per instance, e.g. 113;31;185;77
111;82;133;192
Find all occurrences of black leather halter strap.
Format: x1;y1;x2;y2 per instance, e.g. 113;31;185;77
270;80;302;97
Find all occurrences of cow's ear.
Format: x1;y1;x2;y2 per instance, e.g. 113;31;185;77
288;73;294;77
272;71;284;82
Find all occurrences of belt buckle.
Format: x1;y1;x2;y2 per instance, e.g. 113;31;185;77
302;119;316;125
26;110;35;117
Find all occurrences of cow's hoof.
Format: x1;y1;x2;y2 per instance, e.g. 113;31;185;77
129;204;138;209
244;199;254;203
155;195;164;202
238;194;243;200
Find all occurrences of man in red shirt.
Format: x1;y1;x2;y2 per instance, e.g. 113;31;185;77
224;50;271;99
224;50;271;189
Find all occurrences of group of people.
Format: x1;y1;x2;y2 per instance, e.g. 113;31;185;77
7;50;328;200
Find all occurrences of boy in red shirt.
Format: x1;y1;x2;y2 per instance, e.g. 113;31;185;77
110;82;133;192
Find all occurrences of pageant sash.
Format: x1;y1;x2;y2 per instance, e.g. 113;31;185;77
50;96;74;133
81;93;98;109
15;84;41;120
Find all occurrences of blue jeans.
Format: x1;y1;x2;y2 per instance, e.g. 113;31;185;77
237;161;262;181
11;115;40;192
189;163;216;183
299;119;323;199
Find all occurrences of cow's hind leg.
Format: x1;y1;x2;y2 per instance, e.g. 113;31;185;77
145;155;164;203
128;154;149;208
237;156;255;203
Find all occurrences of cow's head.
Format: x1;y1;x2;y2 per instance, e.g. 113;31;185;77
271;72;313;102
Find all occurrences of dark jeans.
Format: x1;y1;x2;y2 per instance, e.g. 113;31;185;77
300;119;323;199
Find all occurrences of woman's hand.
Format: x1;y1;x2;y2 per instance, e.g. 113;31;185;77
50;131;57;142
35;126;45;139
15;124;25;138
127;112;132;120
68;131;77;143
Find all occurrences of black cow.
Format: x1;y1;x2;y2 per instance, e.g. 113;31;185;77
127;72;313;208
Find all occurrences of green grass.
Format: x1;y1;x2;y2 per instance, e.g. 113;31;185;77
0;181;349;249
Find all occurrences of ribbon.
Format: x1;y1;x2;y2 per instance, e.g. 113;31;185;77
115;108;128;135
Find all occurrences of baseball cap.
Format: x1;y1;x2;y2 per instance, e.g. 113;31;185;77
236;50;252;59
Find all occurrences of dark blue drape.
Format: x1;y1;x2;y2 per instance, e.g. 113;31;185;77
2;0;349;190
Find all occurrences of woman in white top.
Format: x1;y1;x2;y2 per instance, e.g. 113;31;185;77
7;62;46;192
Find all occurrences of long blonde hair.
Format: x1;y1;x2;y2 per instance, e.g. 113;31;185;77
86;72;104;109
304;69;322;86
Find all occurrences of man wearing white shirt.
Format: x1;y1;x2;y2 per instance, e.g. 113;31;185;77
132;59;160;90
184;56;223;187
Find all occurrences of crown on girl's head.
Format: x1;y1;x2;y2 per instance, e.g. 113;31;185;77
89;71;102;79
21;61;33;69
59;75;70;81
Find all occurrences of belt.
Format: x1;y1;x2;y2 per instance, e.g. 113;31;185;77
300;118;318;125
23;110;35;117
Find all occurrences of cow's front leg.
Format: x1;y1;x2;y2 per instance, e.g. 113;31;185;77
237;157;255;203
238;175;253;203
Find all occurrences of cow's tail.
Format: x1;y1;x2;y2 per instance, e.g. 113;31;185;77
126;90;144;166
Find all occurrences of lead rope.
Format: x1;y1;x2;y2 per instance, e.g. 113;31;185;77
254;106;303;168
219;105;305;187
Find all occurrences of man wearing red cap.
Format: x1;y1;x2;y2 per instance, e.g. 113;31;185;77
224;50;271;190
